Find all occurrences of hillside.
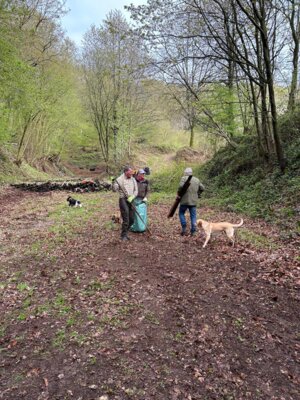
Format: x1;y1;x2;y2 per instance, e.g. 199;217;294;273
198;110;300;235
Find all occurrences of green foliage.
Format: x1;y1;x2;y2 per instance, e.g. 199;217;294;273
278;105;300;143
0;35;34;142
199;83;241;137
136;120;190;151
0;0;94;173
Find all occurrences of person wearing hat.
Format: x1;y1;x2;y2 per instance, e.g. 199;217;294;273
113;166;138;240
130;169;150;232
135;169;149;202
177;167;204;236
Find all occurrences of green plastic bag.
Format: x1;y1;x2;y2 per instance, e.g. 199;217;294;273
130;199;147;232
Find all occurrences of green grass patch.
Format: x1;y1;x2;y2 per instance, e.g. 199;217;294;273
8;271;24;283
17;312;27;321
84;278;115;296
34;303;52;316
28;241;43;255
103;220;119;231
53;293;72;314
69;331;88;346
17;282;32;292
52;328;67;348
144;311;160;325
0;325;6;338
174;332;185;342
149;192;174;205
238;228;279;250
99;315;124;328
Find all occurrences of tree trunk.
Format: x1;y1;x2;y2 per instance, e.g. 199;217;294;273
16;119;30;164
226;24;236;138
259;2;286;171
249;80;268;160
113;110;118;164
189;124;194;148
287;0;300;111
260;84;273;159
288;39;299;111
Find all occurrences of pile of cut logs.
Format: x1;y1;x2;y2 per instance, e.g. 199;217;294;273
12;178;111;192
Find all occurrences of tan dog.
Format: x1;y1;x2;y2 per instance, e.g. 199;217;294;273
197;218;244;248
111;211;121;224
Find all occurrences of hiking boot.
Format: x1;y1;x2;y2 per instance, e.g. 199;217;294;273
121;235;130;241
190;231;197;237
180;231;188;236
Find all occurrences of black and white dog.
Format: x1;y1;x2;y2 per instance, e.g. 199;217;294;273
67;196;82;208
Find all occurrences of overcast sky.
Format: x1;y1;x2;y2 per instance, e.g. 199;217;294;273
61;0;147;46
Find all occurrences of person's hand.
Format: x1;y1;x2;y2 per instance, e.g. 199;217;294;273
127;195;135;203
143;197;148;203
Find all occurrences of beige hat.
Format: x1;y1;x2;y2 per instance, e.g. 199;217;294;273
184;167;193;176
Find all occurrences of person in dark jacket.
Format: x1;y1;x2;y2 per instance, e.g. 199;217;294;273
135;169;149;202
178;167;204;236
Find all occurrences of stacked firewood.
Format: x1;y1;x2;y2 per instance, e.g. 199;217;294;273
11;179;111;192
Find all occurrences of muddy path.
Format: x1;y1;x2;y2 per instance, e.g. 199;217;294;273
0;187;299;400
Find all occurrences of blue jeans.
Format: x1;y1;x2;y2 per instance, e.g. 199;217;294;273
179;205;197;233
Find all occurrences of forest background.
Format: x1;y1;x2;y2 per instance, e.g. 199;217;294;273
0;0;299;233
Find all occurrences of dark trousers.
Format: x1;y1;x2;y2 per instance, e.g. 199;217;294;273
119;198;135;237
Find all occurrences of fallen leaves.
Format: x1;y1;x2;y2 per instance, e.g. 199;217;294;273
0;192;299;400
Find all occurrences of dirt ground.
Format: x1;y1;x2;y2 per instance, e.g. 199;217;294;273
0;187;299;400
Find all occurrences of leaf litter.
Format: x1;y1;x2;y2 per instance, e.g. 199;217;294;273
0;187;299;400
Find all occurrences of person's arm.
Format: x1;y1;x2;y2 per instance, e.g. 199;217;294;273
112;179;120;192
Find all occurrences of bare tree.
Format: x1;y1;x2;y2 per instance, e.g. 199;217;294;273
82;11;147;169
127;0;216;147
187;0;286;170
279;0;300;110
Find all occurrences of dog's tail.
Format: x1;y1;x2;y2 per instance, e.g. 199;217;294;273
233;219;243;227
